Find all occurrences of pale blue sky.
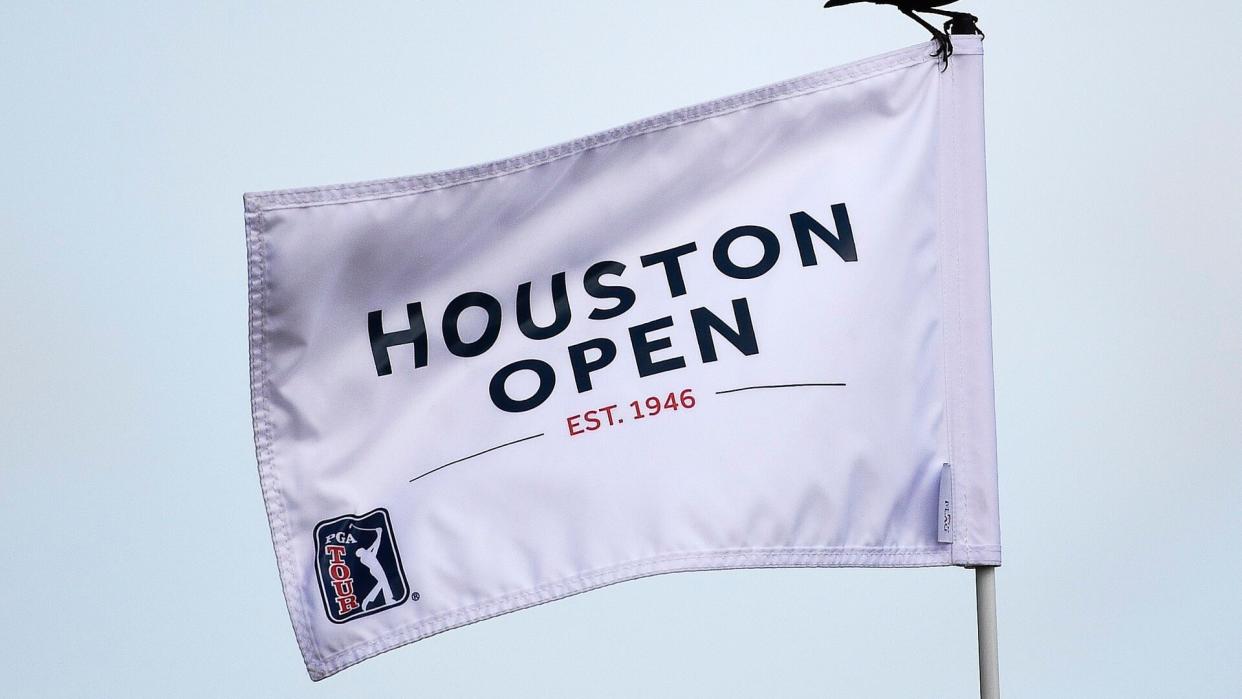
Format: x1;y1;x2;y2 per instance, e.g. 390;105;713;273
2;2;1240;696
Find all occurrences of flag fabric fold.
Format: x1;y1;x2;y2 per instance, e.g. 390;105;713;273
244;36;999;680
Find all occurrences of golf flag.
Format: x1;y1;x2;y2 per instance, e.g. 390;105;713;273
244;37;999;680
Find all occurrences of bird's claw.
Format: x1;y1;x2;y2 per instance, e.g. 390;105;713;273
931;31;953;71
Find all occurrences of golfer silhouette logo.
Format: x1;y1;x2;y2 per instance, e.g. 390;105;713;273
313;508;410;623
354;526;397;609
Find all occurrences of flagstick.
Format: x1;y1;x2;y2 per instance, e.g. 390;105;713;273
975;566;1000;698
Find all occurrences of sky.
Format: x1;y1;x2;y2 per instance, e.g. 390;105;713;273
2;1;1240;696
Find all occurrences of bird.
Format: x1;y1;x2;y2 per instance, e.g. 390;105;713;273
822;1;981;68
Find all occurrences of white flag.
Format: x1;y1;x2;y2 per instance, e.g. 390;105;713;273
244;37;999;680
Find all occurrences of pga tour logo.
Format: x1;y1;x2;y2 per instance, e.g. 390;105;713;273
313;508;409;623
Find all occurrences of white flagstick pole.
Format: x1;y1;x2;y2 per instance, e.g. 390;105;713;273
975;566;1000;698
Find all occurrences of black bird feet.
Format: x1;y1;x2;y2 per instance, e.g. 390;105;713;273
931;31;953;69
823;3;983;73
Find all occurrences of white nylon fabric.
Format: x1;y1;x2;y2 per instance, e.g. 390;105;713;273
244;37;999;680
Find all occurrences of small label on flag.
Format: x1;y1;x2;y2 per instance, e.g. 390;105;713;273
937;463;954;543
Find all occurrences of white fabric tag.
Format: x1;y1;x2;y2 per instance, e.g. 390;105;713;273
938;463;954;543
